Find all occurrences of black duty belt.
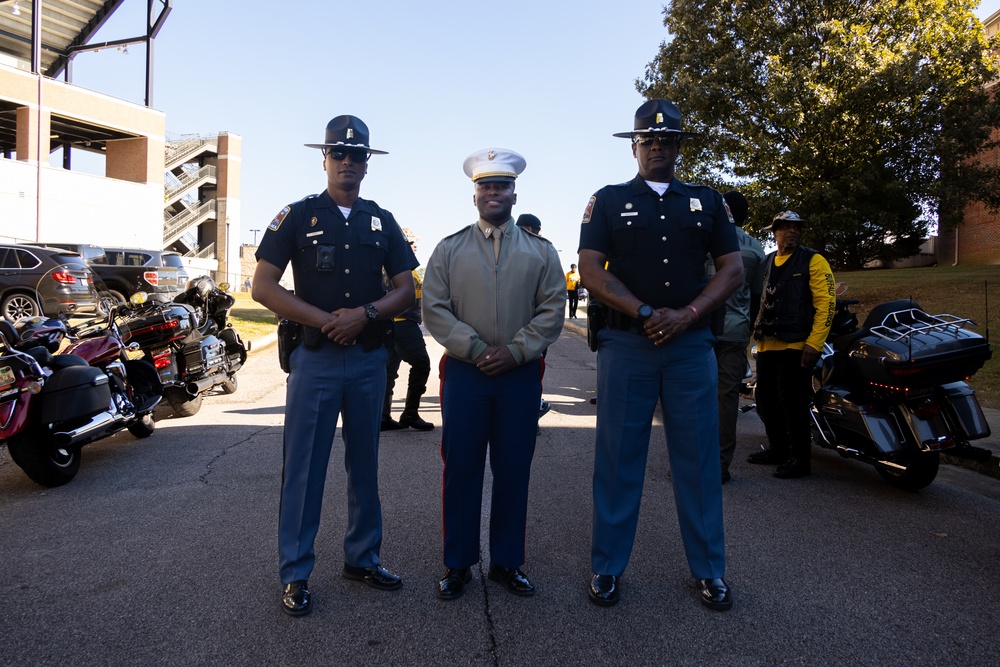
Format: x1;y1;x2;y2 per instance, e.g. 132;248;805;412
605;309;646;335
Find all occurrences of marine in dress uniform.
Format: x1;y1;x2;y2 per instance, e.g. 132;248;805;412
422;148;565;601
577;100;743;610
252;115;418;616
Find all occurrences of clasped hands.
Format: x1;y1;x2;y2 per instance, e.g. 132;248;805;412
641;307;697;347
475;345;517;376
320;307;368;346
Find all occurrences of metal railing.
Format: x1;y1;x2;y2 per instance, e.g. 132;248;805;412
163;200;217;243
164;136;218;170
164;165;216;201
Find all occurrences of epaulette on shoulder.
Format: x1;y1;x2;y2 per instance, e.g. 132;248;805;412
521;229;553;246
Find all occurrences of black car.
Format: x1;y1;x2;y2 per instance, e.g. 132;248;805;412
0;244;99;322
102;247;190;290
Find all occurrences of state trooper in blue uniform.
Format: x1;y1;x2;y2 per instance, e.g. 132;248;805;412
252;115;417;616
578;100;743;610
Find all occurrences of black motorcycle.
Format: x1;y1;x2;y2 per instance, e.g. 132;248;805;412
743;285;993;491
121;277;247;417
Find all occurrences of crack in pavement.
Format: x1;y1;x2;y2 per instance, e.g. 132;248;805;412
198;425;276;485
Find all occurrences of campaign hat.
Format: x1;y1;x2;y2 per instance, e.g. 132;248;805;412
463;148;526;183
304;115;388;154
612;99;702;139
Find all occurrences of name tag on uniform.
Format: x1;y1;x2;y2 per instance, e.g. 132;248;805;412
620;212;638;217
371;217;382;232
306;230;324;238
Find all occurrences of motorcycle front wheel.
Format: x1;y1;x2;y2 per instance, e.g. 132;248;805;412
876;451;940;491
6;432;81;487
164;387;203;418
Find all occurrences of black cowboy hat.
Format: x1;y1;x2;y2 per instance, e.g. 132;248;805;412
304;115;388;154
612;99;703;139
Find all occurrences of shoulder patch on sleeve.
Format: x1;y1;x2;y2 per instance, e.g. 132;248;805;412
581;196;596;224
268;205;291;232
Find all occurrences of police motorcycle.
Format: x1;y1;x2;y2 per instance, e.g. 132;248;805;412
0;266;161;487
120;276;247;418
744;284;993;491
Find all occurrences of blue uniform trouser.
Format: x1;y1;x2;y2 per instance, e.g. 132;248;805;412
279;342;389;584
591;327;726;579
439;355;541;570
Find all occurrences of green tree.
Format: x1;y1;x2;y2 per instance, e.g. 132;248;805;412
641;0;1000;270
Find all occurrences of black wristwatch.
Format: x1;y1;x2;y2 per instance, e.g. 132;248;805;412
636;304;654;323
364;303;379;321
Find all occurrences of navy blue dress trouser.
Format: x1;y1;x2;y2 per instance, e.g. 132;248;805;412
279;341;389;584
439;355;541;570
592;326;726;580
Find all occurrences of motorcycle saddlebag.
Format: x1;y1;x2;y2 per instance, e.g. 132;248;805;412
184;334;226;376
813;385;906;454
939;382;991;441
38;365;110;425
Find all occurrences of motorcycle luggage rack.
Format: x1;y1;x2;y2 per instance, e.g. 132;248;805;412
868;309;975;344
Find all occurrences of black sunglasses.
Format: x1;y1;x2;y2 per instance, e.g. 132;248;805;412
633;134;681;147
323;148;370;163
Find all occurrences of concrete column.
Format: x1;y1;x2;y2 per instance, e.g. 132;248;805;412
16;105;50;164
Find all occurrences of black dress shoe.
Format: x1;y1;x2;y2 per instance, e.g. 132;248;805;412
399;412;435;431
380;418;405;432
697;577;733;611
437;567;472;600
588;574;620;607
747;448;788;465
721;469;732;484
342;563;403;591
488;564;535;597
774;458;811;479
281;580;311;616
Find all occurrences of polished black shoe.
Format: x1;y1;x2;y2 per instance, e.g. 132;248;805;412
399;412;435;431
774;458;811;479
380;418;405;432
342;563;403;591
437;567;473;600
697;577;733;611
747;448;788;465
488;564;535;597
721;469;732;485
539;401;552;419
588;574;620;607
280;580;311;616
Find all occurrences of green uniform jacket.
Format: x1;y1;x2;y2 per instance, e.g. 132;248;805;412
422;219;566;364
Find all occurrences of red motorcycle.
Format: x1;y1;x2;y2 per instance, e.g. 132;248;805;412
0;266;162;487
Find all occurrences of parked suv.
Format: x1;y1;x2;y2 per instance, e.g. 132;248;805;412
44;243;183;302
0;244;98;322
102;247;190;289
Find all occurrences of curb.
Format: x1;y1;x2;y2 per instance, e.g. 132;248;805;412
250;331;277;354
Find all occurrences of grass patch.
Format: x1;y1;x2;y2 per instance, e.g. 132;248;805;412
834;265;1000;408
229;292;278;343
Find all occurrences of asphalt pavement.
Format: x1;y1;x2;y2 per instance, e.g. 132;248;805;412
1;321;999;666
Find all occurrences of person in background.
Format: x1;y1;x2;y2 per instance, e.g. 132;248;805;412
422;148;565;601
716;191;766;484
252;115;417;617
565;263;581;318
747;210;835;479
578;99;742;611
381;228;434;432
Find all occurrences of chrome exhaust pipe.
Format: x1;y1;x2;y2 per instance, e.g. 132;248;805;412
186;375;221;397
52;411;123;447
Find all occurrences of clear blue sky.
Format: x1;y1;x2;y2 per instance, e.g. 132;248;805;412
68;0;1000;271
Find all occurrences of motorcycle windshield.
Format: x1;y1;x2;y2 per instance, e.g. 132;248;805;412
30;260;101;322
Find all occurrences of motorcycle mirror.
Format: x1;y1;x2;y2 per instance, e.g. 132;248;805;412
130;292;149;305
835;282;849;297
